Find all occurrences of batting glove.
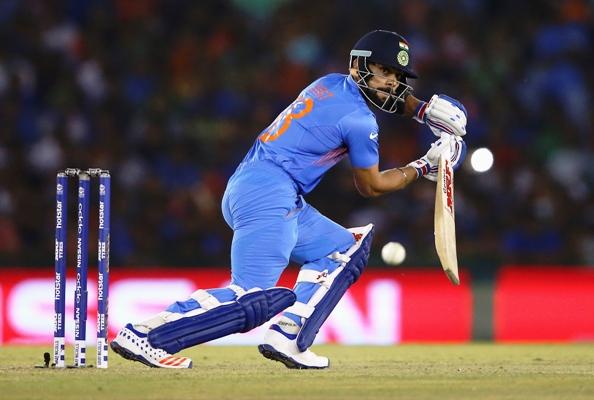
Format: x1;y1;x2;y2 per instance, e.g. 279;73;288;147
407;133;467;182
413;94;467;137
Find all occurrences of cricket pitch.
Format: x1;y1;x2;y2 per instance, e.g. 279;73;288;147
1;344;593;400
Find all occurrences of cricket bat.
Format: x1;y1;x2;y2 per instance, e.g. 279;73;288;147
434;153;460;285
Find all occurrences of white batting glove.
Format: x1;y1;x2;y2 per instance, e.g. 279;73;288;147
413;94;467;137
407;133;467;181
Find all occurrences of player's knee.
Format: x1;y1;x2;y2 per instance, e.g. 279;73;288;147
275;224;375;352
339;228;357;250
291;229;356;266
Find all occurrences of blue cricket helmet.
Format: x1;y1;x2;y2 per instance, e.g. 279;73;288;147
350;30;418;79
349;30;417;113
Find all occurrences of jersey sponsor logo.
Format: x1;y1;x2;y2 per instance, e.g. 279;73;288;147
369;131;379;141
309;84;333;101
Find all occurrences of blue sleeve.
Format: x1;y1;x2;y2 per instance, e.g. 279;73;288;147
339;112;379;168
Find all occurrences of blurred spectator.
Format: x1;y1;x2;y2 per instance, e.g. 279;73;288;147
0;0;592;270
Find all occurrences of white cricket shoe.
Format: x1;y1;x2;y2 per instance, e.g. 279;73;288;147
258;322;329;369
111;324;192;369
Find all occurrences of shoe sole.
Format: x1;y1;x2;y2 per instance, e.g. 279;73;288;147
258;344;327;370
110;341;157;368
111;341;193;369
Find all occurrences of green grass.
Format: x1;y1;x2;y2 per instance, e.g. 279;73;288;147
1;344;593;400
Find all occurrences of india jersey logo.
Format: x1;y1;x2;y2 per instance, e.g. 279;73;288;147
397;50;409;66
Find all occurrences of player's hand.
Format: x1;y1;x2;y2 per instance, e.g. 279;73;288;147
413;94;467;137
407;133;467;181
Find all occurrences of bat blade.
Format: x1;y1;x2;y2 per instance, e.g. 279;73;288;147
434;153;460;285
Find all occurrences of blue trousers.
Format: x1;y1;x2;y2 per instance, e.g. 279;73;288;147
166;160;354;315
222;160;355;289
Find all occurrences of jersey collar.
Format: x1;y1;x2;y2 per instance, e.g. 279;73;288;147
346;74;373;112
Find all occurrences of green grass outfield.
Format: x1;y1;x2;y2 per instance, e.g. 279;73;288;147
1;344;593;400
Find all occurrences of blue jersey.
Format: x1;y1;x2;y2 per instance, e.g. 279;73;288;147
240;73;379;194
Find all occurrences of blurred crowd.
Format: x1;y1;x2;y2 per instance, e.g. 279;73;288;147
0;0;593;272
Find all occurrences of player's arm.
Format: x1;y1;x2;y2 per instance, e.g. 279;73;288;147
402;94;422;118
352;164;416;197
352;134;467;198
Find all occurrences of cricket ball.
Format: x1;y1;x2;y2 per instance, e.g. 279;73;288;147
381;242;406;265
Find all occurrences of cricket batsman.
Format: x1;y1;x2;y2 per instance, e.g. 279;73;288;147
111;30;468;369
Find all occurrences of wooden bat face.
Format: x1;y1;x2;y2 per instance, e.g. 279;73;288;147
434;154;459;285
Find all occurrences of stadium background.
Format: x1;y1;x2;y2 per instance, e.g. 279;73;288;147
0;0;593;345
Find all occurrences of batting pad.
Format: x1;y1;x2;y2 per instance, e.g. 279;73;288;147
148;288;296;354
292;224;374;352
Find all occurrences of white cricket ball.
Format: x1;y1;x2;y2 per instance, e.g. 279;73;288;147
381;242;406;265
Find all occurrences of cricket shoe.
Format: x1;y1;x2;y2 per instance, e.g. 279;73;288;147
258;320;329;369
111;323;192;369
